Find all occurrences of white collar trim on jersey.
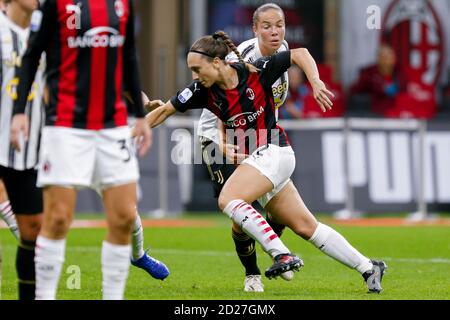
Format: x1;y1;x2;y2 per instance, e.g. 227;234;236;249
2;13;30;37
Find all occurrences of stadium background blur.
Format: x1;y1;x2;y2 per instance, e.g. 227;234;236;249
1;0;449;302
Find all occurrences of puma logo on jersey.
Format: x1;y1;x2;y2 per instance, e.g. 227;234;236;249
193;82;201;93
213;101;223;109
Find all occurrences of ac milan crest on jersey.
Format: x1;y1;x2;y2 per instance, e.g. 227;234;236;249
381;0;444;85
246;88;255;101
114;0;124;18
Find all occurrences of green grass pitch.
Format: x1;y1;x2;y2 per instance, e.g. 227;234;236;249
1;214;449;300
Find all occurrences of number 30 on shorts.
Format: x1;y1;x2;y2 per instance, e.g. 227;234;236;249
118;139;132;163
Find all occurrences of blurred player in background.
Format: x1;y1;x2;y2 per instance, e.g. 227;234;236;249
0;180;19;239
197;3;291;292
139;30;388;294
10;0;154;300
0;0;44;300
0;0;20;241
127;92;169;281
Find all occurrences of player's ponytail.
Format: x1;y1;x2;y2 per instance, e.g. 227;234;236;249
189;31;259;73
212;31;259;73
212;31;244;64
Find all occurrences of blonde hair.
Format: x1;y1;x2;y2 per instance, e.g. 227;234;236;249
252;3;285;27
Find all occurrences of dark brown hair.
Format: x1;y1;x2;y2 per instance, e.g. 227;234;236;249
190;30;259;72
190;30;244;64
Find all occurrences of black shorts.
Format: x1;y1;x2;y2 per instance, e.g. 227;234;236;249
200;138;237;198
0;166;43;215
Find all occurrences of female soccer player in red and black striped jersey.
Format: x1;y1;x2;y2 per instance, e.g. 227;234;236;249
140;31;388;293
197;3;291;292
10;0;153;300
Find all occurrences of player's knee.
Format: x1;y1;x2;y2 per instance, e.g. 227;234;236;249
291;220;318;240
217;193;230;211
109;209;135;233
48;215;70;235
20;219;42;240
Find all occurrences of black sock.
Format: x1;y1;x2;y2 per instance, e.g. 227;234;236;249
16;239;36;300
266;213;286;237
231;229;261;276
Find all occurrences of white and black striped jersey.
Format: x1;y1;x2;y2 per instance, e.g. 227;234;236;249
0;11;45;171
197;38;289;144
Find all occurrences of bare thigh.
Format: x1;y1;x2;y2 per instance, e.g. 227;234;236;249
0;179;8;202
265;181;318;240
218;164;274;210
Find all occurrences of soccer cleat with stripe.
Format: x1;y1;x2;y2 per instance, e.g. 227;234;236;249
363;260;388;293
131;251;170;280
265;253;303;279
244;275;264;292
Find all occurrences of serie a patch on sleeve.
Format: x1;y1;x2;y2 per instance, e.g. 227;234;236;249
178;88;193;104
30;10;43;32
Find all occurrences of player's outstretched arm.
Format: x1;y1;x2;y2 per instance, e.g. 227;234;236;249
124;91;164;113
290;48;334;112
141;91;164;113
131;102;177;138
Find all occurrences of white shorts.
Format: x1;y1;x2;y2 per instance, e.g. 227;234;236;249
37;126;139;190
242;144;296;208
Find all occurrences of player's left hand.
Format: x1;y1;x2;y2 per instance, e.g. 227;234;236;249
311;78;334;112
133;118;152;157
10;114;29;152
142;92;164;113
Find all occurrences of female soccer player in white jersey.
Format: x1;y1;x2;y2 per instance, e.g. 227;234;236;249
0;0;44;300
197;3;291;292
138;29;387;294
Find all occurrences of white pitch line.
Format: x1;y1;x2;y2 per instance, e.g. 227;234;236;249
2;245;448;264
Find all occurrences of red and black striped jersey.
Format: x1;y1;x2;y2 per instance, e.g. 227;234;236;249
13;0;145;130
171;51;292;155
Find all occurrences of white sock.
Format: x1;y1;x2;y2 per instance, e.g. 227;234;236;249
35;236;66;300
101;241;131;300
0;201;20;240
131;213;145;260
223;200;290;258
309;223;373;274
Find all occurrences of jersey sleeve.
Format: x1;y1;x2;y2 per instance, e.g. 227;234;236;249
253;51;291;89
170;81;208;113
122;0;145;118
13;0;56;115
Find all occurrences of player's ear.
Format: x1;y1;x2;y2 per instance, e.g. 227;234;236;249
212;57;222;69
